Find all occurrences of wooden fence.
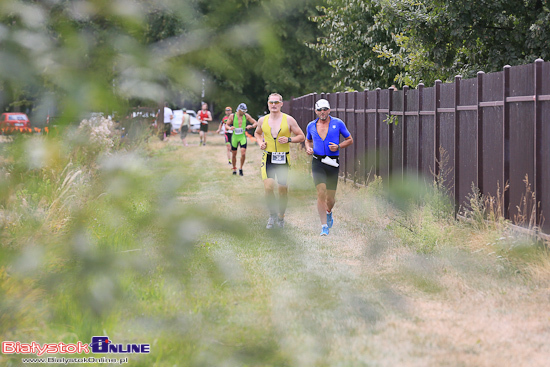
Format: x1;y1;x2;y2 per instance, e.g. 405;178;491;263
282;59;550;232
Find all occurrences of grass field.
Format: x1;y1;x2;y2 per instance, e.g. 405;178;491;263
1;131;550;366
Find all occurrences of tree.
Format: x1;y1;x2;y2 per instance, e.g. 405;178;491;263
310;0;402;90
0;0;333;123
312;0;550;89
176;0;335;115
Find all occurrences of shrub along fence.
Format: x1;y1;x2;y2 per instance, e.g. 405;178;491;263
282;59;550;233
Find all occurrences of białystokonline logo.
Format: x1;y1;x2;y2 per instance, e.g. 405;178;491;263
2;336;150;356
89;336;150;354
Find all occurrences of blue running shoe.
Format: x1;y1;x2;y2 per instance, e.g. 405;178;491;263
320;225;329;236
326;212;333;228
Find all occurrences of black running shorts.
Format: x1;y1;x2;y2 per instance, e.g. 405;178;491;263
311;155;340;190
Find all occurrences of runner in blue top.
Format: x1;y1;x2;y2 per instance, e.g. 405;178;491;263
305;99;353;236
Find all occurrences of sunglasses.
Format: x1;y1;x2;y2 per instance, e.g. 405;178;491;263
225;109;232;111
316;107;329;111
268;101;282;105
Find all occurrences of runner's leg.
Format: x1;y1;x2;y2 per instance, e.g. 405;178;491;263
226;141;232;163
263;178;277;217
326;190;336;212
316;183;328;225
240;147;246;169
278;184;288;219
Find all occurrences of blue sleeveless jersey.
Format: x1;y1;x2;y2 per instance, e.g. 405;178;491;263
306;116;350;156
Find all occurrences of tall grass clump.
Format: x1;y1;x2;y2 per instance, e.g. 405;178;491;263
384;148;455;254
460;182;508;231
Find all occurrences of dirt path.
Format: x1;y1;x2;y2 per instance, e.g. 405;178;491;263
159;132;550;366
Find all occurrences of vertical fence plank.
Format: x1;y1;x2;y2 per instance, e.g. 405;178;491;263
534;59;543;224
456;77;478;213
348;92;356;182
434;80;442;179
417;83;424;180
541;62;550;231
402;86;409;179
503;65;511;216
390;87;401;180
379;88;391;180
365;89;378;181
421;84;436;181
375;88;383;178
388;88;394;179
508;64;536;222
405;87;419;179
454;76;461;212
477;71;484;193
351;92;359;184
356;91;367;183
339;92;347;181
439;81;456;197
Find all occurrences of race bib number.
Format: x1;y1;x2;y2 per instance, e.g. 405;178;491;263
234;128;243;134
271;152;286;164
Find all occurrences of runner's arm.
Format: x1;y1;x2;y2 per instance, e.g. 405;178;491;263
280;115;305;144
254;117;267;150
305;138;314;155
245;113;258;129
328;135;353;152
226;114;234;130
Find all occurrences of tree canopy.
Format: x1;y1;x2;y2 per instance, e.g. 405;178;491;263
0;0;335;121
311;0;550;89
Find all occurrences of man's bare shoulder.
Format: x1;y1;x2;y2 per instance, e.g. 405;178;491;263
286;114;299;125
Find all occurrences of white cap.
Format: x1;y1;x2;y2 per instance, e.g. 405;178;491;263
315;99;330;110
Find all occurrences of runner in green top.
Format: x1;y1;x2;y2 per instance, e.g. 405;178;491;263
226;103;257;176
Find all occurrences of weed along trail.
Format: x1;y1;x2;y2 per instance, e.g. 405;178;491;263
149;132;550;366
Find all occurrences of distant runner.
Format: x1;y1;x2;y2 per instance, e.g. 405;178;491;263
254;93;305;229
217;106;233;165
305;98;353;236
162;102;173;141
226;103;257;176
180;109;190;146
198;102;213;146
